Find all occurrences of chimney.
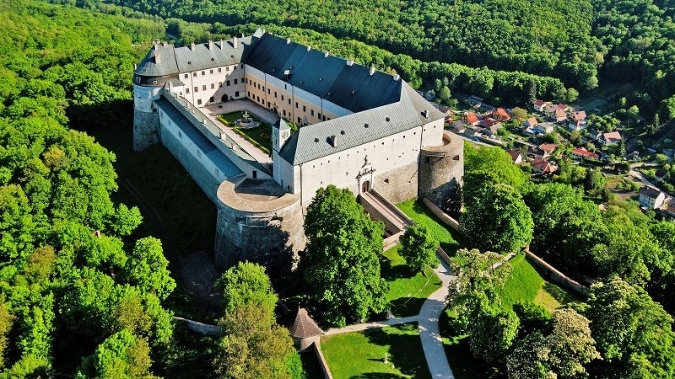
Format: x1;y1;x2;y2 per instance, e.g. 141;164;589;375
346;59;354;67
393;74;400;81
233;36;238;49
208;40;214;51
190;42;196;51
220;39;224;48
369;66;376;76
134;63;137;70
306;45;311;51
286;38;291;44
324;51;329;58
154;53;161;64
330;135;338;147
423;109;429;118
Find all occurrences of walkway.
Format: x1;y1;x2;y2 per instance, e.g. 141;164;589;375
323;256;456;379
201;100;279;169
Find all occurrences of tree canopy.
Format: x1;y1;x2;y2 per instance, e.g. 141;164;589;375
302;185;388;327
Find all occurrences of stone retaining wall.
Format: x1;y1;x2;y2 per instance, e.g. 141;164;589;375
525;250;589;297
312;342;334;379
422;198;460;231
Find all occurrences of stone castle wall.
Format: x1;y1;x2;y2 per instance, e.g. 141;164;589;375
214;180;305;271
419;131;464;208
372;161;419;204
159;121;224;204
133;109;159;152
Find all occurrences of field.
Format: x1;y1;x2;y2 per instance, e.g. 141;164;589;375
321;323;430;379
381;246;442;317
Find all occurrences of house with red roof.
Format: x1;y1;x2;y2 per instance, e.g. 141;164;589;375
533;99;550;112
463;112;479;125
571;147;599;160
507;149;524;164
539;143;558;156
600;131;622;145
492;108;511;121
532;157;558;175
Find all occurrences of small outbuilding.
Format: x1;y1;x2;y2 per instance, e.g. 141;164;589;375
289;308;323;351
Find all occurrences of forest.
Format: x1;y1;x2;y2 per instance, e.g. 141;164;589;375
2;0;675;377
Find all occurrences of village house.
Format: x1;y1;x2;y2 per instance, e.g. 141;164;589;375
600;131;622;145
567;110;587;131
507;149;524;164
571;147;599;160
492;108;511;121
533;99;551;112
463;112;479;125
638;186;666;209
532;157;558;175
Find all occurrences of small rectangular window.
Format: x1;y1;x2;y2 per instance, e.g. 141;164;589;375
303;105;306;112
186;88;190;93
193;72;197;77
218;68;222;73
262;86;265;91
268;88;270;94
227;80;231;86
197;99;202;105
202;85;206;91
235;91;240;97
201;71;205;75
211;83;215;89
281;95;284;101
234;79;238;84
226;66;230;72
275;92;277;98
184;74;188;79
194;87;198;92
311;109;314;116
295;102;298;108
209;97;214;103
210;69;214;74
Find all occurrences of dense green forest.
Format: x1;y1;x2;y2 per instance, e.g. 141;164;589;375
0;1;175;376
70;0;675;118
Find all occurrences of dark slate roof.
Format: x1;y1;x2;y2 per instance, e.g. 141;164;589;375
154;98;243;178
289;308;322;338
244;34;402;112
134;32;260;77
278;83;444;165
639;186;663;199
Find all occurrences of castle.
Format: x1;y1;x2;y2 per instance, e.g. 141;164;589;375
133;29;463;270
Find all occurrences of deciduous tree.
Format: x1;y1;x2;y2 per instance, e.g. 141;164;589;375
399;224;439;273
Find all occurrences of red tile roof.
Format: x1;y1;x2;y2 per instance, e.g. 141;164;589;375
494;108;511;120
464;112;479;124
534;99;545;107
603;131;622;143
539;143;557;154
532;157;558;174
571;147;599;160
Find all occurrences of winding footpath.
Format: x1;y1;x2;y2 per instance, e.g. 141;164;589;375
324;257;456;379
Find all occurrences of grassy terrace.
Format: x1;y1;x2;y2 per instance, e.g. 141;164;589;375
382;246;441;317
217;111;272;154
321;323;430;379
499;253;582;312
397;199;463;254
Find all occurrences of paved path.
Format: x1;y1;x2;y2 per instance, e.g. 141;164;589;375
324;255;456;379
419;259;455;379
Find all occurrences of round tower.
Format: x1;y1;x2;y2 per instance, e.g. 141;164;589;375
133;43;178;152
419;131;464;210
214;178;305;272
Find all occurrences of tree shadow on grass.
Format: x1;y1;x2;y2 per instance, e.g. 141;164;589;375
390;297;425;317
351;373;409;379
542;281;583;305
379;254;415;281
363;324;431;379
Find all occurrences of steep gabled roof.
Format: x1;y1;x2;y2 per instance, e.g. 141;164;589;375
278;84;443;165
244;34;401;112
134;35;259;77
639;186;663;199
289;308;322;338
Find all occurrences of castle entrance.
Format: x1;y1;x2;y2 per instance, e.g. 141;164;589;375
362;180;370;193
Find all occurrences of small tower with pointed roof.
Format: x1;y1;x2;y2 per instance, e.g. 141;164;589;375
289;308;323;351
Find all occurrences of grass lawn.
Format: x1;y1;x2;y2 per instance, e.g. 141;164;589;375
234;125;272;154
381;246;442;317
397;199;463;254
498;253;581;312
321;323;430;379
